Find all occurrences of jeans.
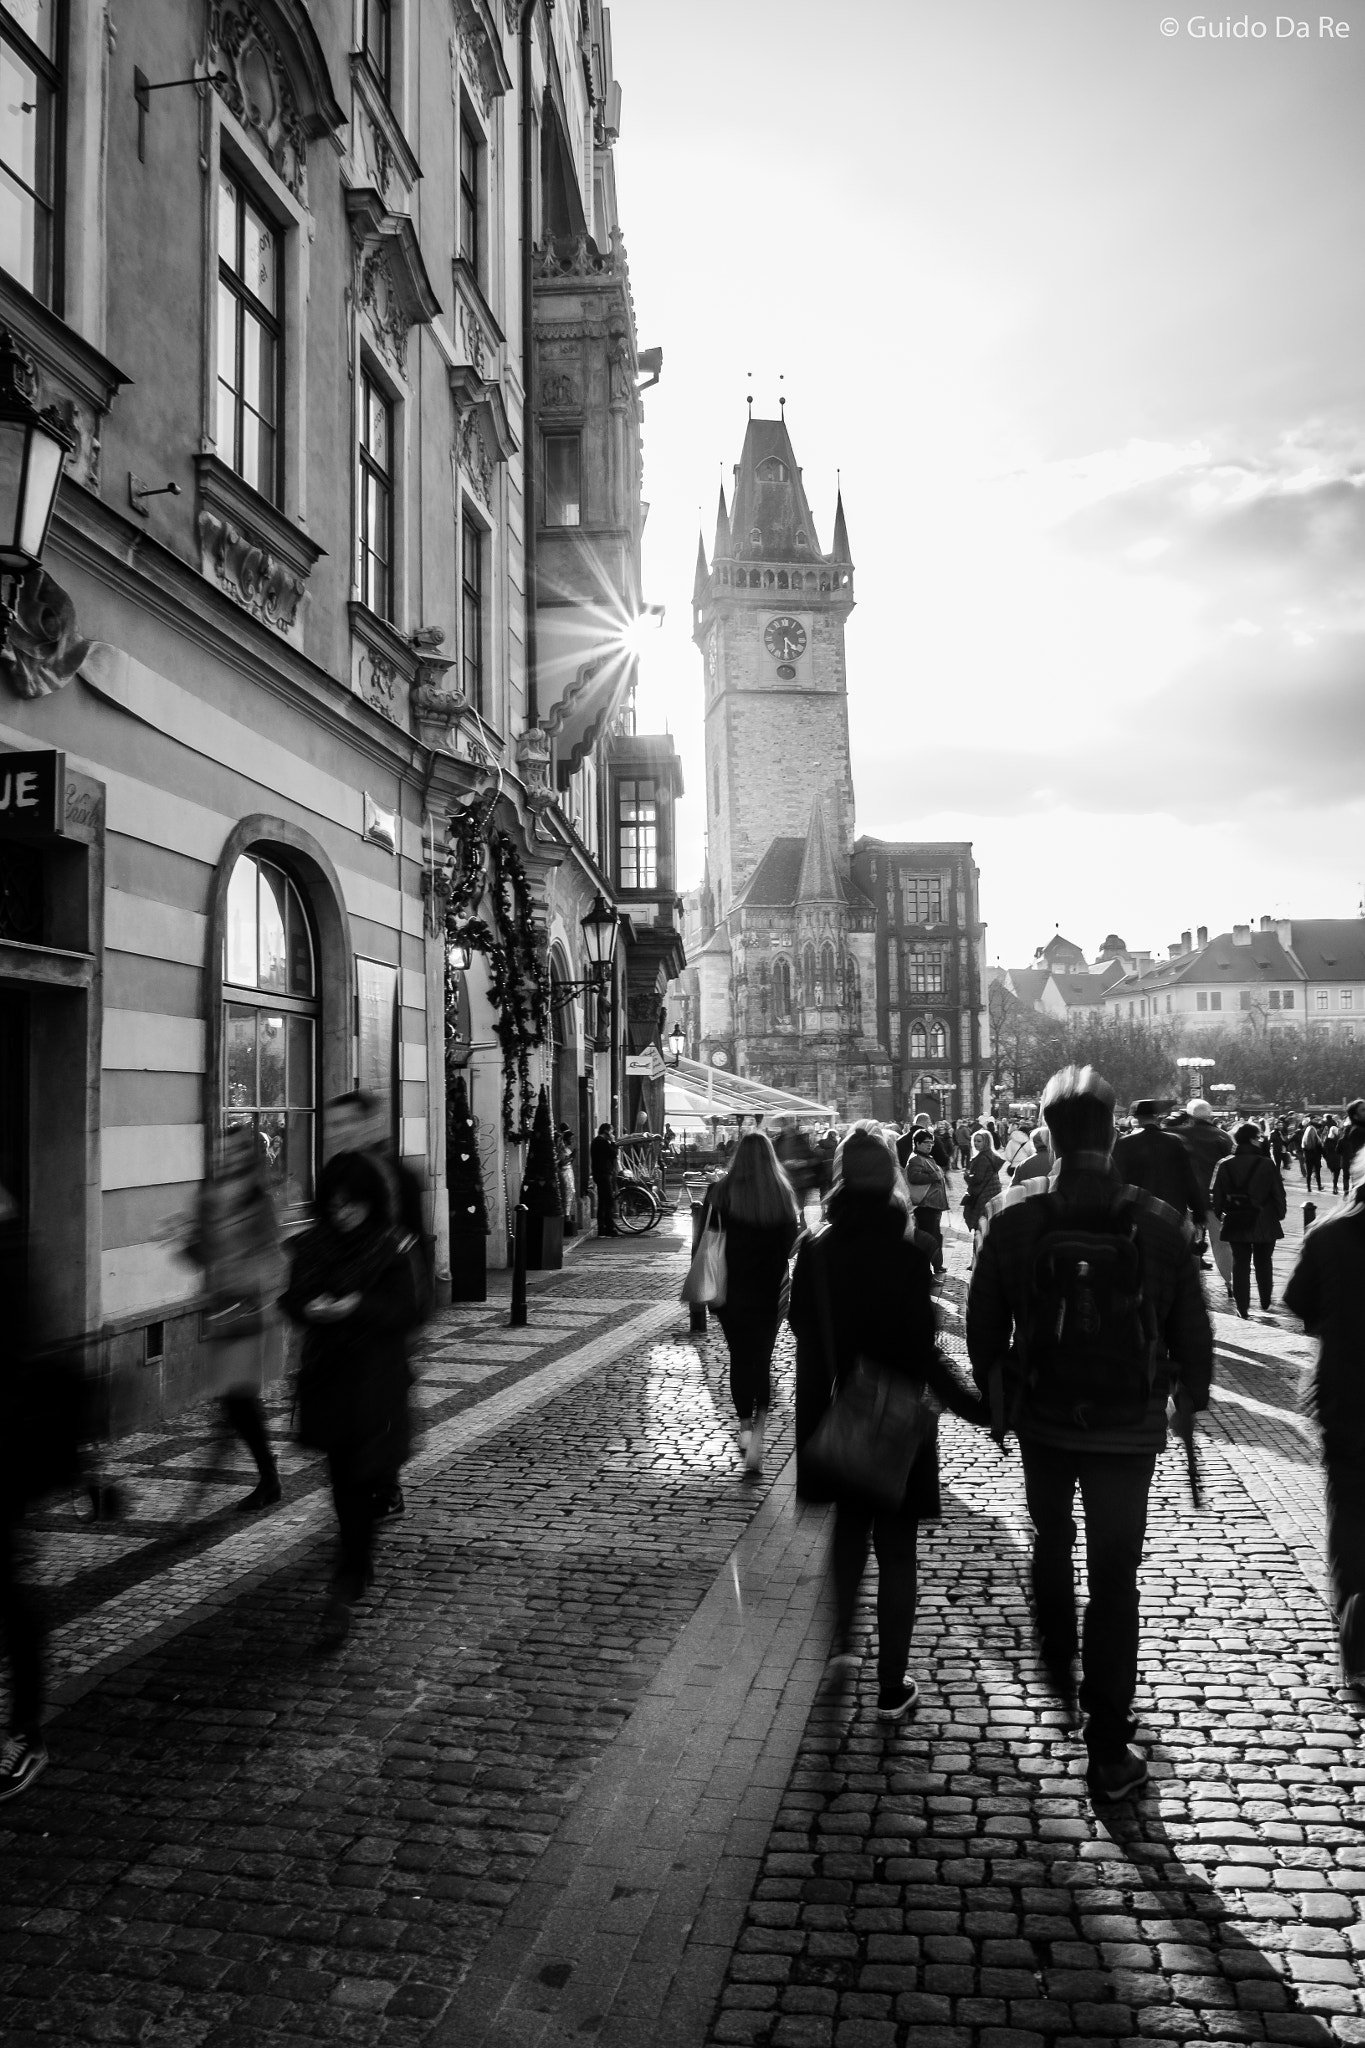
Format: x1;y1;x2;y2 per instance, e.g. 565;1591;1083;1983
0;1516;44;1741
1303;1157;1323;1191
832;1504;919;1691
1325;1453;1365;1680
1230;1240;1275;1315
914;1208;945;1269
714;1307;780;1420
326;1448;378;1601
594;1178;617;1235
1020;1443;1157;1762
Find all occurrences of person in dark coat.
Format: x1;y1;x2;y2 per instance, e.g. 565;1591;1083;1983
1341;1099;1365;1190
1284;1186;1365;1687
961;1129;1004;1232
1012;1127;1052;1185
1301;1120;1324;1193
702;1130;802;1475
965;1066;1213;1804
791;1127;988;1719
1210;1122;1287;1318
283;1153;419;1646
902;1126;950;1271
1113;1101;1207;1226
1170;1099;1235;1294
589;1124;619;1236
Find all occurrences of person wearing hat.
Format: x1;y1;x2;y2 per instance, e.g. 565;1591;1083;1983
1113;1101;1206;1225
1210;1123;1287;1318
1170;1098;1235;1292
789;1125;988;1719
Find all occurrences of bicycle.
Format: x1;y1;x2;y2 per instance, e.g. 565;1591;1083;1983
614;1138;665;1234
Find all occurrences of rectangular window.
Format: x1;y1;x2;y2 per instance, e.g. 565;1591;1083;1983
357;369;394;618
1210;991;1222;1011
461;516;483;713
0;0;59;306
543;434;582;528
459;113;480;276
1342;990;1354;1010
362;0;391;96
217;166;282;502
617;778;657;891
898;871;944;924
1344;1024;1356;1045
1239;990;1251;1009
1268;990;1280;1010
905;946;945;996
1165;995;1172;1014
1282;989;1294;1009
1316;988;1330;1010
1196;993;1208;1012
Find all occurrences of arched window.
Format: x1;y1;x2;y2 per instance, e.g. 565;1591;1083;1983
773;957;792;1020
908;1022;928;1060
223;852;318;1206
928;1022;948;1060
777;570;788;589
802;944;816;1002
820;943;836;1007
756;457;789;482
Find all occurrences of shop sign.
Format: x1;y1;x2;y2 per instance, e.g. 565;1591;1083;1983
626;1046;665;1079
0;749;65;838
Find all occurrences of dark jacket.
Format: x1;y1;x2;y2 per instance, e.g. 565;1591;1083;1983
790;1198;986;1518
1112;1125;1207;1222
965;1152;1214;1453
1172;1117;1235;1207
1284;1196;1365;1458
1012;1149;1051;1186
589;1132;618;1185
282;1228;419;1469
1210;1145;1286;1244
962;1146;1003;1228
701;1181;800;1318
902;1152;949;1211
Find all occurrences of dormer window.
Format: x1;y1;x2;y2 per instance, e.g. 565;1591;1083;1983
795;530;809;549
748;525;762;546
756;458;789;482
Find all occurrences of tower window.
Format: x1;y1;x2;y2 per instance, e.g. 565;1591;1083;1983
908;1022;927;1059
748;526;762;546
795;530;809;549
543;433;581;527
929;1023;948;1060
756;458;789;483
713;766;720;811
772;957;791;1021
905;945;946;996
616;779;657;892
898;871;945;925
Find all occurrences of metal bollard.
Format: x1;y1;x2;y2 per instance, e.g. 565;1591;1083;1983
688;1198;708;1336
509;1198;528;1328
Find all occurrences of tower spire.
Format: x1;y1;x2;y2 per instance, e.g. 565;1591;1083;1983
831;484;852;565
712;483;730;561
692;531;709;607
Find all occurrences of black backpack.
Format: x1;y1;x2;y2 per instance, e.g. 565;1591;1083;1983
1018;1197;1157;1431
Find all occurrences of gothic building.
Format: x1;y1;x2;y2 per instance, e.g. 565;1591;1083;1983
682;415;986;1122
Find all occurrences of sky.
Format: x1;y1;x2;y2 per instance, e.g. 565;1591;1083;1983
608;0;1365;968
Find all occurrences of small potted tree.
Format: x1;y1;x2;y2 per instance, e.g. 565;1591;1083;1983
447;1073;488;1301
521;1085;564;1270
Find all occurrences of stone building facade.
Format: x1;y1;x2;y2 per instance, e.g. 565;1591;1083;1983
0;0;679;1424
680;415;984;1122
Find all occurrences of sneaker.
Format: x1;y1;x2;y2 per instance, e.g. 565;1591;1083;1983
236;1471;282;1512
876;1679;920;1721
743;1412;766;1475
738;1426;752;1455
1086;1747;1148;1802
0;1734;48;1804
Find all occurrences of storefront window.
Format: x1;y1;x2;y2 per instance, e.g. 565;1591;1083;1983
222;852;317;1206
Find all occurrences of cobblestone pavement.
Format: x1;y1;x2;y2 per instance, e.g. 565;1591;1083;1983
1;1183;1361;2048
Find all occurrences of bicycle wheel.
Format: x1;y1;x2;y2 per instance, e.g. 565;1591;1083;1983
614;1182;657;1235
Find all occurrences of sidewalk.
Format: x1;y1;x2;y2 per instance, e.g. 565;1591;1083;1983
1;1191;1362;2048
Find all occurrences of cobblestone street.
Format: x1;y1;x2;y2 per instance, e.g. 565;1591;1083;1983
2;1186;1362;2048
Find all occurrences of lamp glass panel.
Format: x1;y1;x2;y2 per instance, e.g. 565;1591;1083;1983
0;418;23;558
16;427;61;559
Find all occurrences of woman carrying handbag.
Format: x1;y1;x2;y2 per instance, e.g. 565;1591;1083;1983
699;1130;802;1475
790;1125;988;1718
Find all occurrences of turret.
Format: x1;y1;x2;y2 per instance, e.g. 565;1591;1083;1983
831;488;852;566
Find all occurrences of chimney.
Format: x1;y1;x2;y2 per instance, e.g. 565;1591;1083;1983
1196;925;1208;947
1276;919;1292;948
1181;929;1192;953
1169;938;1184;958
1260;915;1273;932
1232;923;1251;945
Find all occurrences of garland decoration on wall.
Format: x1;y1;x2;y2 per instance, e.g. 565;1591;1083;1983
446;827;548;1140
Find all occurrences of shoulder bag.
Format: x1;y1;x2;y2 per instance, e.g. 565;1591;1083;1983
680;1203;728;1307
801;1238;939;1511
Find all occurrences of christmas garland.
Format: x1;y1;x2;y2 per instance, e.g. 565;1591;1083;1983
446;828;549;1140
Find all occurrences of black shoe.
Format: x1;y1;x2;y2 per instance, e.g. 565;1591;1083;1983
1041;1645;1078;1696
1086;1747;1148;1803
374;1485;405;1520
236;1471;282;1512
876;1679;919;1721
0;1734;48;1804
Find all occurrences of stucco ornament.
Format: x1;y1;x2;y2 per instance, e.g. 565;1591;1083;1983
358;248;408;373
208;2;309;200
515;725;554;813
197;510;306;632
456;410;495;507
0;571;91;700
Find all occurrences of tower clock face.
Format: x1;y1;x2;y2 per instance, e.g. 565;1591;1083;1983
764;615;806;662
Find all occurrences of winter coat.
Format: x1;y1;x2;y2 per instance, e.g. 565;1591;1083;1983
1210;1145;1286;1245
1112;1125;1208;1222
961;1147;1004;1230
902;1152;949;1211
589;1133;619;1186
283;1218;419;1471
789;1196;987;1519
700;1180;800;1318
1171;1117;1235;1208
1284;1196;1365;1459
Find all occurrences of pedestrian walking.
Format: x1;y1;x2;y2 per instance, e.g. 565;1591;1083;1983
791;1126;988;1718
590;1123;620;1236
1210;1123;1287;1318
1112;1100;1206;1227
283;1153;420;1647
701;1130;802;1474
180;1123;285;1511
961;1128;1004;1234
1322;1121;1343;1195
1011;1127;1052;1186
902;1126;950;1271
1170;1098;1235;1296
954;1117;973;1170
965;1065;1213;1803
1002;1120;1035;1179
1284;1186;1365;1689
1341;1099;1365;1191
556;1122;578;1234
1301;1119;1324;1193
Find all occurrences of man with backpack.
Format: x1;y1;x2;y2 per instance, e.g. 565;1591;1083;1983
965;1066;1213;1804
1209;1123;1287;1317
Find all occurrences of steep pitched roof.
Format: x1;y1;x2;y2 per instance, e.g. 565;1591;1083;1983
831;489;852;565
692;533;708;607
1170;931;1299;985
796;801;841;903
726;416;822;562
737;837;806;908
1289;919;1365;980
1040;933;1086;967
712;484;730;563
1056;967;1123;1007
1005;968;1053;1007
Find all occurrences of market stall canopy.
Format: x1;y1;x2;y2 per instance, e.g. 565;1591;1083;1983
665;1055;836;1123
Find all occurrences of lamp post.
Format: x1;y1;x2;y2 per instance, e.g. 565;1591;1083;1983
667;1021;685;1068
0;328;76;650
1176;1054;1216;1104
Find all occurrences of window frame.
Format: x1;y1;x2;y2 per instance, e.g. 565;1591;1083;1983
220;851;319;1211
458;107;482;284
616;776;658;893
0;0;64;310
898;870;945;925
357;362;395;620
460;508;485;714
543;430;582;528
362;0;392;99
216;160;286;506
905;944;946;997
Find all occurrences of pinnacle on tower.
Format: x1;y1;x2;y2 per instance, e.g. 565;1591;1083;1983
796;799;842;904
831;488;852;565
728;415;821;560
712;484;730;563
692;531;709;607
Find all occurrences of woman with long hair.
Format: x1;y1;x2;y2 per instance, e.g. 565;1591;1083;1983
701;1128;802;1475
961;1127;1005;1233
283;1152;420;1645
791;1125;987;1719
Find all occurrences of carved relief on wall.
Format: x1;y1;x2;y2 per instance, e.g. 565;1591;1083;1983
198;510;307;633
359;647;400;718
449;0;511;119
456;295;487;380
208;2;308;200
0;572;91;700
540;370;579;412
454;409;495;508
354;97;394;203
357;246;408;373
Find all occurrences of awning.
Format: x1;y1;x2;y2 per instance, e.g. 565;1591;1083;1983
665;1055;836;1123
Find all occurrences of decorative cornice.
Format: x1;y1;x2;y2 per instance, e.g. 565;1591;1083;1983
347;197;440;374
208;0;347;203
349;52;422;197
194;453;325;638
194;453;325;579
0;277;129;494
450;0;513;117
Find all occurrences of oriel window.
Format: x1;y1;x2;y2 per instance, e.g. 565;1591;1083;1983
357;369;394;619
217;167;282;502
459;113;480;275
617;779;657;891
461;517;484;712
0;0;59;306
362;0;391;96
543;434;581;528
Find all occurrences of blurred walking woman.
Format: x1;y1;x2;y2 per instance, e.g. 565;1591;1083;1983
283;1153;420;1645
701;1129;802;1476
791;1127;987;1719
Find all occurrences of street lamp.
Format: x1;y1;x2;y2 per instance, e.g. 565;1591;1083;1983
0;328;76;648
667;1021;685;1067
447;926;475;973
579;891;619;988
1176;1054;1216;1102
